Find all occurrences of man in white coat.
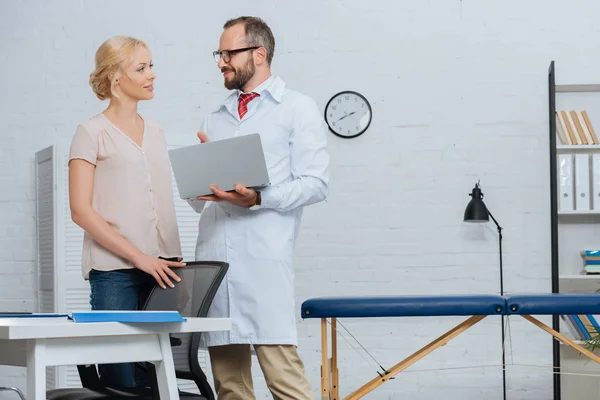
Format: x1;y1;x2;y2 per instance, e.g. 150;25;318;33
187;16;330;400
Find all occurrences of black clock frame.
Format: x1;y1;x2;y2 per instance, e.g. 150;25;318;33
324;90;372;139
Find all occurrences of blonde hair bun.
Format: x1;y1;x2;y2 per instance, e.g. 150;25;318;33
89;36;150;100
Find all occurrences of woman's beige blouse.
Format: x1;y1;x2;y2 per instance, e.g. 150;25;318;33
69;113;182;279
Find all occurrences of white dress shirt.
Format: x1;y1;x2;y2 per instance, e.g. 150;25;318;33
188;76;329;347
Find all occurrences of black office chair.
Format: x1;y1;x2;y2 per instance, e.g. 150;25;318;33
0;386;25;400
46;261;229;400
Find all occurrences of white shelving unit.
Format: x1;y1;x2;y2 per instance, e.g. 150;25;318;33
559;275;600;281
557;145;600;151
551;62;600;399
558;210;600;216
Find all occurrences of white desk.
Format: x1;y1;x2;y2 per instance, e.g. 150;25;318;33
0;316;231;400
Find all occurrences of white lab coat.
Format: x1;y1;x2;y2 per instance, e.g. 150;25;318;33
188;76;330;347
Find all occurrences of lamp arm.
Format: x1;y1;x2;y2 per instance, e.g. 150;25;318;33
487;210;503;237
487;208;504;296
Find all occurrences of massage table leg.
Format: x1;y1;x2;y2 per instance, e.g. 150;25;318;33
332;318;339;400
521;315;600;364
339;315;487;400
320;318;340;400
321;318;330;400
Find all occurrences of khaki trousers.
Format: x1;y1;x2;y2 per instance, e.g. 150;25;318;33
208;344;313;400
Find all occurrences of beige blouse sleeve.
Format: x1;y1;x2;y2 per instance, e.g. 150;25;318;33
69;124;98;165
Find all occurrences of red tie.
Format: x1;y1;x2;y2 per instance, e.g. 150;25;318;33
238;92;260;119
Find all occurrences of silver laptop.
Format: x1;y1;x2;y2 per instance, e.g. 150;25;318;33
169;133;270;199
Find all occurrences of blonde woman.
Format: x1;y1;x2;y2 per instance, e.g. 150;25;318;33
68;36;185;388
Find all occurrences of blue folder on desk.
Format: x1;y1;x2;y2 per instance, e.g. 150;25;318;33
0;311;186;323
69;311;186;323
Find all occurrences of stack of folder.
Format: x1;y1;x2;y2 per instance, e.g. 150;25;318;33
581;250;600;274
561;314;600;341
556;109;599;146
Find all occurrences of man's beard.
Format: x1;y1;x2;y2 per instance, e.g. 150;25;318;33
222;58;255;91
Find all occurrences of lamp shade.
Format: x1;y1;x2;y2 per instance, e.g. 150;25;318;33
464;183;490;222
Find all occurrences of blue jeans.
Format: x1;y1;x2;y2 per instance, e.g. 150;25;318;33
89;268;155;388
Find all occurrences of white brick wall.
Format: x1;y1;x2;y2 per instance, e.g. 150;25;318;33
2;0;600;398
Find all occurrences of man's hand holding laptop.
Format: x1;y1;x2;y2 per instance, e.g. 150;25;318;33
195;131;261;208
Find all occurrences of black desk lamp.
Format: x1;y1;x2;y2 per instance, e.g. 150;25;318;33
464;182;506;400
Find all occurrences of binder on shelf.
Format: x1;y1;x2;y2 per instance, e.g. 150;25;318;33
566;112;583;145
587;315;600;333
574;153;591;211
561;315;581;339
556;112;571;145
592;154;600;210
559;111;579;145
572;315;591;339
576;111;595;145
570;110;588;144
582;110;600;144
579;314;595;334
558;154;574;211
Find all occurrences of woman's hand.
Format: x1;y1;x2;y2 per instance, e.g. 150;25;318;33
133;254;186;289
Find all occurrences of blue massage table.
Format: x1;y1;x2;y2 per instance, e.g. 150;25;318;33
301;293;600;400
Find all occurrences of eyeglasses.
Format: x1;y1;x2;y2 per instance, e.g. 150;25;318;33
213;46;260;63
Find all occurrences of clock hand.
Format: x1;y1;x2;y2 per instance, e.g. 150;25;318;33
336;111;356;122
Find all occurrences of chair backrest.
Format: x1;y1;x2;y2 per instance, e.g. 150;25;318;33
141;261;229;399
0;387;25;400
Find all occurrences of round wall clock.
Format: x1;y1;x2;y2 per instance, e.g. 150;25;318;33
324;91;372;139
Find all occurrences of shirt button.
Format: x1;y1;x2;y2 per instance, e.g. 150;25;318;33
228;245;233;250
